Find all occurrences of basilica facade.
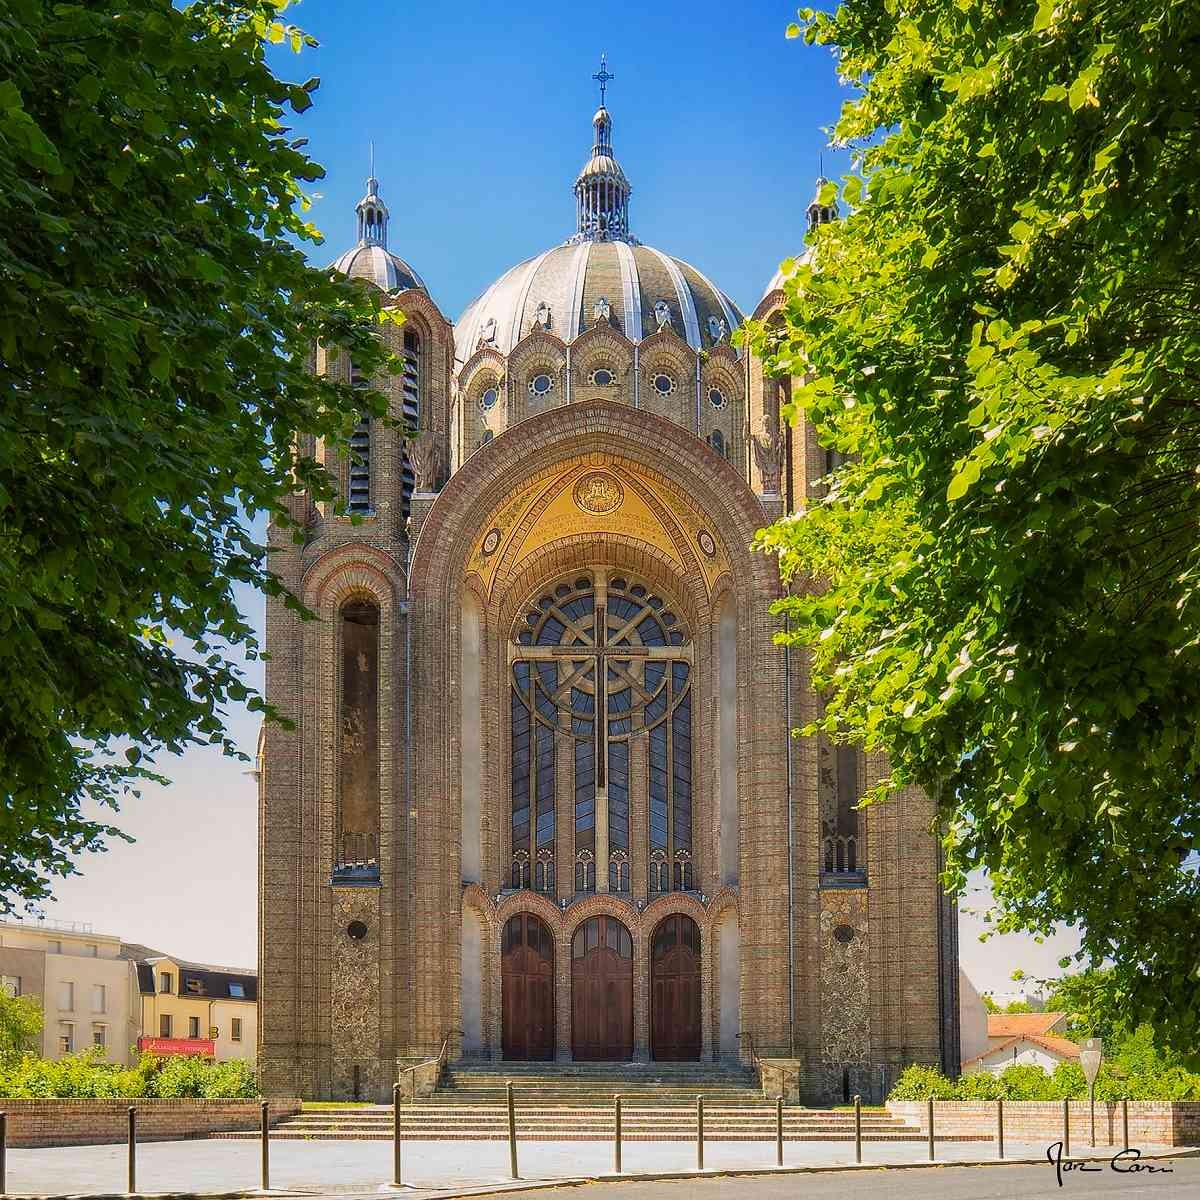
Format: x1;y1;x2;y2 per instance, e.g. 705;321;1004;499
257;87;960;1105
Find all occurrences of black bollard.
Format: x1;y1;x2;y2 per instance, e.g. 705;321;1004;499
1064;1097;1071;1157
614;1095;622;1173
260;1100;270;1191
854;1094;862;1164
776;1096;784;1167
997;1098;1004;1160
926;1096;935;1162
696;1095;704;1171
127;1106;137;1195
1;1111;6;1197
1123;1098;1130;1153
393;1082;402;1187
507;1081;518;1179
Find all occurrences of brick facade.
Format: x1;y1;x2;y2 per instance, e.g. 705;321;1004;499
258;206;958;1106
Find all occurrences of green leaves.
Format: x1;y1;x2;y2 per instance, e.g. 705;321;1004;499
766;0;1200;1057
0;0;398;909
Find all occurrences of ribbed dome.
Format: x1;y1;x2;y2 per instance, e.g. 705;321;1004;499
455;240;744;364
330;242;426;294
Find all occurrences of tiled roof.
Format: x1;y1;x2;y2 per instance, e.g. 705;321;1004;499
964;1031;1080;1069
987;1012;1067;1038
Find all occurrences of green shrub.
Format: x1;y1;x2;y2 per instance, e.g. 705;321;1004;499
997;1063;1058;1100
0;1050;258;1098
888;1064;957;1100
955;1071;1003;1100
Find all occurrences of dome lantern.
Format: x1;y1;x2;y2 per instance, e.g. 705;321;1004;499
569;55;634;245
806;175;838;233
356;174;390;247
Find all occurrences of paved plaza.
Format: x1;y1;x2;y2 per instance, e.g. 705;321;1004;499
3;1137;1194;1198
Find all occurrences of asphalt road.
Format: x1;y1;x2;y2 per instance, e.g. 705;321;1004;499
489;1155;1200;1200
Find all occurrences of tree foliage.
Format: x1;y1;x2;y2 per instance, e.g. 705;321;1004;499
0;991;43;1067
0;1047;257;1097
0;0;399;907
747;0;1200;1053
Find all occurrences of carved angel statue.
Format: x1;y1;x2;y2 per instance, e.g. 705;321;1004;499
752;417;785;495
406;430;442;493
654;299;673;332
708;315;727;342
592;296;611;324
534;301;551;330
478;316;497;348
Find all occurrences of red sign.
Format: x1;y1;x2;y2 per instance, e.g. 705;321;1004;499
136;1037;215;1057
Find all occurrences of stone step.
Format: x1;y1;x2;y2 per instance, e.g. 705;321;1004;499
218;1129;986;1143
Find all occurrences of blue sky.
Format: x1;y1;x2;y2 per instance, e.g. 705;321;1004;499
29;0;1081;1000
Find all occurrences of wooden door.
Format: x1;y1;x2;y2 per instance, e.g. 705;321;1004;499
651;914;701;1061
571;916;633;1061
501;913;554;1061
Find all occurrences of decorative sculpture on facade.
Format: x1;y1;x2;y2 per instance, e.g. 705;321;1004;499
708;315;727;342
654;299;673;332
407;430;443;493
751;417;785;495
533;301;552;330
592;296;611;324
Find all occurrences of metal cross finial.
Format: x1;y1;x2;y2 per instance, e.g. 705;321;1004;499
593;53;614;106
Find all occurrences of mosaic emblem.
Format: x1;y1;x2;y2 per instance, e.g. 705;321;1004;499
572;472;624;515
697;528;717;558
480;528;502;556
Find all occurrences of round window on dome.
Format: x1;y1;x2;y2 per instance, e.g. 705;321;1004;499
708;386;727;410
479;386;499;411
529;373;554;397
652;373;676;397
589;367;614;387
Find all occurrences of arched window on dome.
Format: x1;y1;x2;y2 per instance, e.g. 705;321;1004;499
348;363;371;513
709;430;726;459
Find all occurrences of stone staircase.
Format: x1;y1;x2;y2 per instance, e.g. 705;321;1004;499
215;1062;976;1142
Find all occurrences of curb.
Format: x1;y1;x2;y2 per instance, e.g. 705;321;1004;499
8;1145;1198;1200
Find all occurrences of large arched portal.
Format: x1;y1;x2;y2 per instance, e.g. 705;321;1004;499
651;913;702;1061
571;915;633;1061
501;913;555;1061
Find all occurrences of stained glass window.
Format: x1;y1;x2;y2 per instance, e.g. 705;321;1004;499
510;571;695;896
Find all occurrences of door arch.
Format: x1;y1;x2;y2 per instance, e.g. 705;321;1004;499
571;915;633;1061
501;913;554;1060
651;913;702;1061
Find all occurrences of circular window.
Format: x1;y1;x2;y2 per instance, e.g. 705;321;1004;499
708;386;727;410
347;920;368;941
589;367;614;387
479;386;499;410
529;373;554;397
652;373;675;397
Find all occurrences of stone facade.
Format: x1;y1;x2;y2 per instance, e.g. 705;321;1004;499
257;98;958;1105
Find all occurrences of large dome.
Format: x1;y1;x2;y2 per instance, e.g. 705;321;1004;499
455;241;743;364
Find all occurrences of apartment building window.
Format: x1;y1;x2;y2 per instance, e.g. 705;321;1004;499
159;971;173;994
58;1022;74;1054
92;1023;107;1049
91;983;106;1013
59;980;74;1011
228;982;245;999
159;1013;172;1038
1;974;19;997
185;978;203;995
188;1016;201;1039
231;1018;243;1042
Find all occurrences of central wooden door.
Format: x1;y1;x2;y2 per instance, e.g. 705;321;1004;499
501;913;554;1061
651;914;702;1060
571;916;633;1061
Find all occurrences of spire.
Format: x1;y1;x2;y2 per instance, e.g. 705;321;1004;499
569;55;634;244
355;161;389;247
806;175;838;233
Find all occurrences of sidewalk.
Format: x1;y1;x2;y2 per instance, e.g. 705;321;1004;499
4;1136;1196;1198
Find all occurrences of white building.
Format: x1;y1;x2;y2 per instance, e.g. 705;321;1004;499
962;1011;1080;1075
